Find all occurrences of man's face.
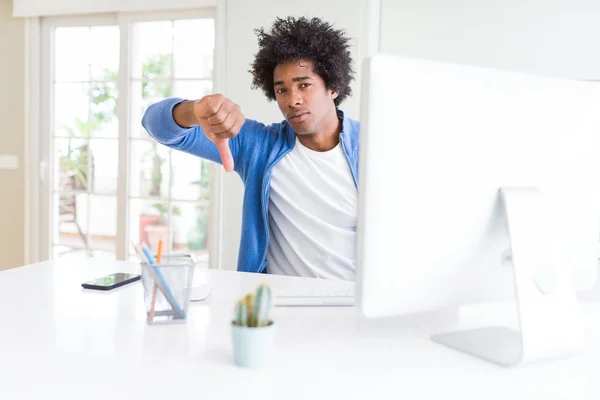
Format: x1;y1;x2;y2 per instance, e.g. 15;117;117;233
273;58;338;135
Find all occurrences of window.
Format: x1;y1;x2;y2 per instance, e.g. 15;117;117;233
41;10;216;267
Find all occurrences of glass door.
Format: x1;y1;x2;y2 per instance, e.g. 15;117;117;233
41;11;216;267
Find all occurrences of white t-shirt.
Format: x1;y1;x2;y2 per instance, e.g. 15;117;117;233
266;136;357;281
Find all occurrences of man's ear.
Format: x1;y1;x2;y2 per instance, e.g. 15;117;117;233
331;90;338;99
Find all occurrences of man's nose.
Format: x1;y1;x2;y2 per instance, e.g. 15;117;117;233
287;89;303;108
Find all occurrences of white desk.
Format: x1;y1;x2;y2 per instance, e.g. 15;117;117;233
2;259;600;399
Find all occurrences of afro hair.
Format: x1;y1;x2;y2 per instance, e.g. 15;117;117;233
249;16;355;107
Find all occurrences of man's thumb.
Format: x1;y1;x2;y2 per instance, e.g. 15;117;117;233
215;139;234;172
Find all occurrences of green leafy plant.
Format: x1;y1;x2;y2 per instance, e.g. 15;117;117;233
60;54;173;195
140;54;172;197
143;142;166;197
190;160;211;200
59;138;89;190
150;203;182;225
233;284;272;327
59;70;117;190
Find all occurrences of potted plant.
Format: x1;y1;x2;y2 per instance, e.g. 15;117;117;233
144;202;181;251
186;160;211;250
231;284;276;368
137;54;183;250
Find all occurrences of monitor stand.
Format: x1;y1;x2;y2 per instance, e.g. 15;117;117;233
431;187;584;367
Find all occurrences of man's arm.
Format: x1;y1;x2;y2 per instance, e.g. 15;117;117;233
172;99;199;128
142;94;245;172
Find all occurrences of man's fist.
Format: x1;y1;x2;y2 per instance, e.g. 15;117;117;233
194;94;245;172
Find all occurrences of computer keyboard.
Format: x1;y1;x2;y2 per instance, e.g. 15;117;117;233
273;287;355;307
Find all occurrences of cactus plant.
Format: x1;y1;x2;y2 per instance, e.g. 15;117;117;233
254;284;272;327
233;284;272;327
235;299;248;327
244;294;255;327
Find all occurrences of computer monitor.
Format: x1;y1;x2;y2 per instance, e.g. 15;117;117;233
356;53;600;366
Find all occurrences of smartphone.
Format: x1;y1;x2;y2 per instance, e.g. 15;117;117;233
81;272;141;291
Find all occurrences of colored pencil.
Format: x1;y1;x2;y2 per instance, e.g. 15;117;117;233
149;240;163;321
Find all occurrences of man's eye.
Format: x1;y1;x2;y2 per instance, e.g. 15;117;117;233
300;83;311;88
276;88;286;94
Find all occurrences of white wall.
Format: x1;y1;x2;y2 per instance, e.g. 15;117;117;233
0;0;26;270
218;0;370;270
218;0;600;270
380;0;600;80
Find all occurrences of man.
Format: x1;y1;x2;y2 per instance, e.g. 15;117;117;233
142;16;359;280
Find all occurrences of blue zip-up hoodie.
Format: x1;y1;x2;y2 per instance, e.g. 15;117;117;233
142;97;361;273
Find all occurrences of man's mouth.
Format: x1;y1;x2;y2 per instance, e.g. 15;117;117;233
289;111;309;123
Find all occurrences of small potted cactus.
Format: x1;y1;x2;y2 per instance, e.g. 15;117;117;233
231;284;276;368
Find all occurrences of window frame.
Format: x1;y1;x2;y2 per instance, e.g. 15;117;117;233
33;8;222;265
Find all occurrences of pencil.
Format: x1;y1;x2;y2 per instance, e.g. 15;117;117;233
156;239;163;263
149;240;163;322
132;243;149;263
